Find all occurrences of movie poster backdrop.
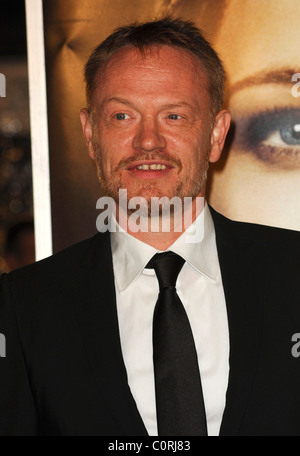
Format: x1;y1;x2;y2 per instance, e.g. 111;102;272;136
43;0;300;252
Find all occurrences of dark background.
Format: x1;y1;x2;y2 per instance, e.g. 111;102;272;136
0;0;33;273
0;1;27;56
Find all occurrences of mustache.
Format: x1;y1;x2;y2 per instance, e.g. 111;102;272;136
114;152;182;172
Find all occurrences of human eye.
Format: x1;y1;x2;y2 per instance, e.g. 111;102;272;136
114;113;130;120
167;113;183;120
235;108;300;169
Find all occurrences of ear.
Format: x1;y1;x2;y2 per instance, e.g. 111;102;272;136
209;109;231;163
80;108;96;160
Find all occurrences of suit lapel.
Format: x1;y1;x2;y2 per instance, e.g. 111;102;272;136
211;208;265;436
70;232;148;436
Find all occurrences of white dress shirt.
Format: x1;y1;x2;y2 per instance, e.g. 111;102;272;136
110;204;229;436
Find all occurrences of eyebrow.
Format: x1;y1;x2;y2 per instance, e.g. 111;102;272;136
230;68;299;95
101;97;133;108
160;102;195;110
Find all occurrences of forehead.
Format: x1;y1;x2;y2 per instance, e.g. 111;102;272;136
92;45;209;103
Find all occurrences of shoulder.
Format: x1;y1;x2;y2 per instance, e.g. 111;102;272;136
0;231;113;344
209;207;300;316
210;205;300;270
210;205;300;248
0;231;112;313
2;231;110;283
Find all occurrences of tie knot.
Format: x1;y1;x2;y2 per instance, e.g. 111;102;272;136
146;252;185;290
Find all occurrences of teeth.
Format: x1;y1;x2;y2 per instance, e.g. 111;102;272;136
136;164;167;170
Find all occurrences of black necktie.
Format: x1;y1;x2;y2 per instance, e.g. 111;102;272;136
146;251;208;436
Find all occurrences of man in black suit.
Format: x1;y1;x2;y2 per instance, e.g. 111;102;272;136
1;18;300;436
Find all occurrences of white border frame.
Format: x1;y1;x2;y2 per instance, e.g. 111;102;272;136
25;0;53;260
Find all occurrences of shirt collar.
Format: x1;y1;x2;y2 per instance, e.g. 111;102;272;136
170;203;219;282
110;202;219;292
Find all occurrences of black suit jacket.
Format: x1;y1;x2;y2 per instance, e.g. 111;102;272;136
0;208;300;436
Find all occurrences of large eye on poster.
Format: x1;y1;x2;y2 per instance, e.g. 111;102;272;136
196;0;300;231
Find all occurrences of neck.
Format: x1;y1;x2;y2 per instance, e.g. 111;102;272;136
116;195;205;251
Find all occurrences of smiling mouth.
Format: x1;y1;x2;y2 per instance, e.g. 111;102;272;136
136;163;167;170
127;161;174;172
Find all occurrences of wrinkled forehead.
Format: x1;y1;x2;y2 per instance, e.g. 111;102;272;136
92;45;210;101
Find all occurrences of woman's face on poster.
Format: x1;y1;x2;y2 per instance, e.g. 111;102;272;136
202;0;300;230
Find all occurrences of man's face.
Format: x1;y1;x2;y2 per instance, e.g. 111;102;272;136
81;45;229;211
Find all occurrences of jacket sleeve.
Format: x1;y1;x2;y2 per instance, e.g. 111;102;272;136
0;273;37;436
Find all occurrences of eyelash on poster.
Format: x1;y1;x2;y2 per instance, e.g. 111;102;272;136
235;107;300;149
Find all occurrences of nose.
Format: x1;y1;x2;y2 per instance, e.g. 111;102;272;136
132;117;166;152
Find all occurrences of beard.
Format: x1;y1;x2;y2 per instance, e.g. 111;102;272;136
92;137;210;217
